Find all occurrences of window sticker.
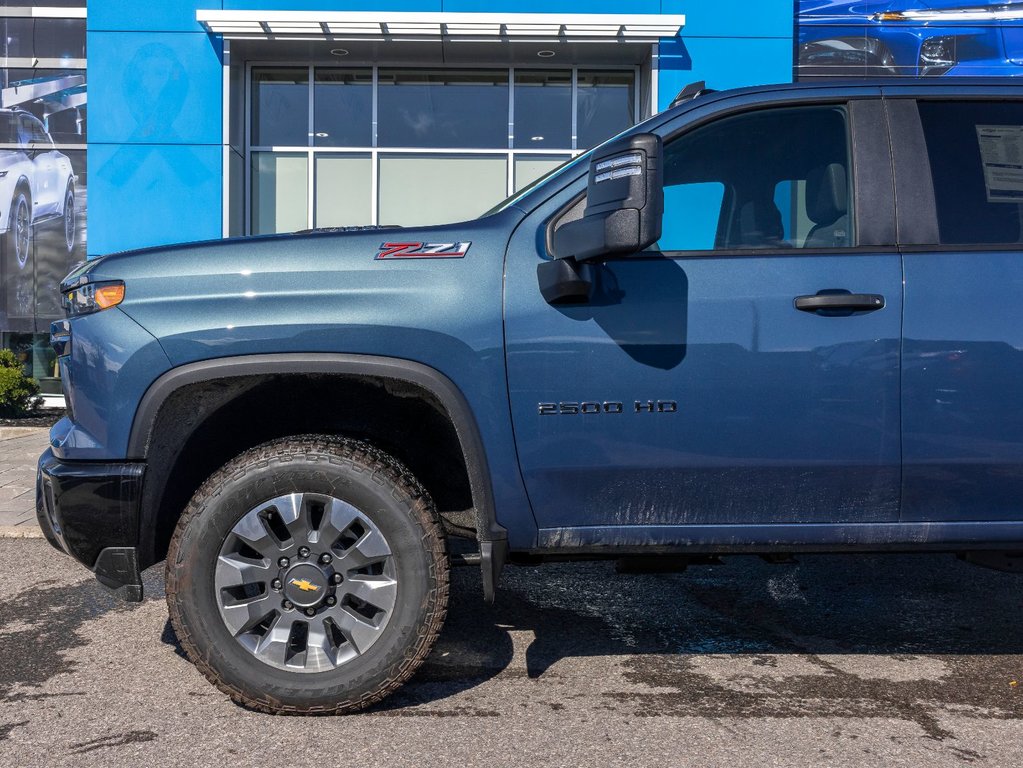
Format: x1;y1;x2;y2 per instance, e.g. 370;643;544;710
976;125;1023;203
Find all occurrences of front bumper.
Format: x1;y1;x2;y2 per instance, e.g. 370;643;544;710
36;448;146;601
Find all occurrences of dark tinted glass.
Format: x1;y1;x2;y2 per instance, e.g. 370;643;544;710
377;69;508;148
314;68;372;147
513;70;571;149
918;101;1023;246
659;106;853;251
0;113;17;144
20;115;47;143
252;68;308;147
2;18;85;60
576;71;635;149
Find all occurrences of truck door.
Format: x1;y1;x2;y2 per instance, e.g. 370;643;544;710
891;95;1023;524
504;98;904;538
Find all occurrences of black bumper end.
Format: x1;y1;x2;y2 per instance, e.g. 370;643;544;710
36;448;146;602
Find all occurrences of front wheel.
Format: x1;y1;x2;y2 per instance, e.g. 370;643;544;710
166;436;449;714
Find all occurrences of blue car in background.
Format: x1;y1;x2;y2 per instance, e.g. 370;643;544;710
799;0;1023;77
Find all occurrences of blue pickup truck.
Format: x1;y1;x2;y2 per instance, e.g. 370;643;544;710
36;78;1023;713
799;0;1023;78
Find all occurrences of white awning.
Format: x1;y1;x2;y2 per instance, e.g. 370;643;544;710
196;10;685;42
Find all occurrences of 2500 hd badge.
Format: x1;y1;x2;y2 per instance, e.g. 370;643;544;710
538;400;678;415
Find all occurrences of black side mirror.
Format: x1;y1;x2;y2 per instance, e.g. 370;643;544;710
539;133;663;304
554;133;663;263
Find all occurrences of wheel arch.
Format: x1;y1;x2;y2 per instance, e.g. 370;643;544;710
128;353;506;561
13;176;31;205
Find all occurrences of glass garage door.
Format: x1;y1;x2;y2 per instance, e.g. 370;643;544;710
247;65;638;234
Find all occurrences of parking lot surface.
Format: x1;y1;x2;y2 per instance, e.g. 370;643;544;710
1;538;1022;767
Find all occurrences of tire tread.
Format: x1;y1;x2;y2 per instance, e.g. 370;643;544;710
165;434;449;715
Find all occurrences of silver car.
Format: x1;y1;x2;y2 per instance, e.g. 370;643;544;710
0;109;76;315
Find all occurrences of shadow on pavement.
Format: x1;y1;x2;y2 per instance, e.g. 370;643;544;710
8;545;1023;743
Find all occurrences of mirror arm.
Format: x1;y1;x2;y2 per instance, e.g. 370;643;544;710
537;257;595;305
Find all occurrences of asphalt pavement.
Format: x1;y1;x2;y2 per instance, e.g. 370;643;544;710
2;538;1023;767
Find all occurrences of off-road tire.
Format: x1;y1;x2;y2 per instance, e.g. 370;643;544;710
165;435;449;714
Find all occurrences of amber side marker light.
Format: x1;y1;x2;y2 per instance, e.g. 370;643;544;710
93;283;126;309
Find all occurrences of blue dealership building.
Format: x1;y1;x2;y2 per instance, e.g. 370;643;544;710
86;0;795;259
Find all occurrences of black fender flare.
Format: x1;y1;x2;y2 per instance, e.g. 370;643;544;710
127;353;507;547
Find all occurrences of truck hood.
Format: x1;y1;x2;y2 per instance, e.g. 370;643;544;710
69;214;518;289
70;210;524;367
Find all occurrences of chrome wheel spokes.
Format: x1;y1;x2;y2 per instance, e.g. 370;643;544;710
214;493;398;673
14;199;29;268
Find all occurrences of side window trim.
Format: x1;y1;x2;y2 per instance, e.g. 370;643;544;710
884;98;940;247
848;99;897;247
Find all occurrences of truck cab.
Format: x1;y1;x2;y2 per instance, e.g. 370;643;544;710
37;78;1023;713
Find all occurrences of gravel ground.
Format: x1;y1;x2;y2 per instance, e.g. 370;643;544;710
1;539;1022;767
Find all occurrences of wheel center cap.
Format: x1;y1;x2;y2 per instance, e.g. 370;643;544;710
283;563;328;608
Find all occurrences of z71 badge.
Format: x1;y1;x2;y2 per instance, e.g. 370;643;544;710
376;242;471;260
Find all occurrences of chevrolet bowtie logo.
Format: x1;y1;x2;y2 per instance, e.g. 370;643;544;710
289;578;321;593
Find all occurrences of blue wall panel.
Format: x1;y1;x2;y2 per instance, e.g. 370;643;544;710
681;0;794;39
88;1;222;33
89;2;227;255
658;37;794;110
87;32;223;145
89;144;223;254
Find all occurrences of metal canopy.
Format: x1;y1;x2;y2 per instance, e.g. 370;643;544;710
196;10;685;42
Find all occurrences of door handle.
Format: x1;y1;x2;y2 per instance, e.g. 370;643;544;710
794;292;885;314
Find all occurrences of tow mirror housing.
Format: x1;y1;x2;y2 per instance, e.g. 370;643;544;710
540;133;663;304
553;133;663;263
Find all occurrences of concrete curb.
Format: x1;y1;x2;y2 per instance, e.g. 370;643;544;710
0;525;44;538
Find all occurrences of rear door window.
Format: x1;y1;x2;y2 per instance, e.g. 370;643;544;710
917;101;1023;246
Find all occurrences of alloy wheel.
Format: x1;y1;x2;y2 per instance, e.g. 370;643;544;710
64;188;75;252
214;492;398;673
14;197;29;268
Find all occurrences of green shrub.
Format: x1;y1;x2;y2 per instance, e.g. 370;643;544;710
0;349;42;417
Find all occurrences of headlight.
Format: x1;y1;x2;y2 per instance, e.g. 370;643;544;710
62;281;125;316
920;36;958;76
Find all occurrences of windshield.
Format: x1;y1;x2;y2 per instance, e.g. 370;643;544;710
479;151;593;217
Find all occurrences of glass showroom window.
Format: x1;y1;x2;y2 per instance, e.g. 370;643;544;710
314;69;373;147
247;66;637;233
377;69;509;149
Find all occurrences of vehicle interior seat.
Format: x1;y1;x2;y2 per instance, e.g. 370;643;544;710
735;196;791;249
804;162;851;248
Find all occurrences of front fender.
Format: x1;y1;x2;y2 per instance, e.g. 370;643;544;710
127;352;506;544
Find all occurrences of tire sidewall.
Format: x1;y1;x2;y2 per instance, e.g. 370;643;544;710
170;446;440;710
64;183;75;253
9;191;29;269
